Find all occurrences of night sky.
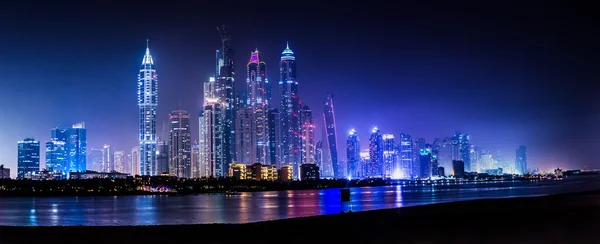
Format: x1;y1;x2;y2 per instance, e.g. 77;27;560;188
0;1;597;177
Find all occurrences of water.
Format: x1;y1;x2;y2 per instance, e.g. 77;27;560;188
1;176;598;226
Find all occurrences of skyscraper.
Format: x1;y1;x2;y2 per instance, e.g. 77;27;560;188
88;149;102;172
419;148;432;179
215;26;236;173
382;134;396;178
191;141;200;178
323;93;340;178
114;151;125;173
451;132;471;172
279;42;301;179
300;105;315;165
346;129;360;179
138;41;158;176
515;145;527;175
156;140;169;175
236;108;255;165
315;140;323;171
246;49;269;165
102;145;113;172
267;108;280;167
45;140;66;173
131;146;140;176
368;127;383;178
399;133;413;179
198;110;208;177
168;110;192;178
204;98;224;177
17;138;40;179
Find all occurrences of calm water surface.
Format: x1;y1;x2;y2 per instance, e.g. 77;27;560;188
1;176;598;226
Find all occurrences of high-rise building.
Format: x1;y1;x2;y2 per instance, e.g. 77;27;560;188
368;127;384;177
198;110;208;178
114;151;125;173
267;108;280;167
300;105;315;165
279;42;301;179
191;141;200;178
359;149;370;178
204;98;225;177
156;140;169;175
451;132;471;172
515;145;527;175
0;165;9;179
215;26;236;174
125;153;133;175
452;160;465;178
88;149;103;172
45;140;66;173
315;140;323;171
419;148;432;179
102;145;113;172
320;126;333;178
413;138;426;178
131;146;140;176
138;41;158;176
382;134;396;178
432;137;452;172
300;163;320;180
323;93;340;178
346;129;360;179
236;108;255;165
168;110;192;178
17;138;40;179
246;49;269;165
399;133;413;179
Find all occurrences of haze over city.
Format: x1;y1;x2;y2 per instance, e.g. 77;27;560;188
0;2;597;178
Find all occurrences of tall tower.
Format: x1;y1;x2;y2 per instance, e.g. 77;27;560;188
267;108;281;167
346;129;360;179
204;98;224;177
368;127;383;178
247;49;270;165
323;93;340;178
382;134;396;178
216;26;236;173
300;105;315;165
138;40;158;176
399;133;413;179
236;108;255;165
168;110;192;178
279;42;301;178
515;145;527;175
17;138;40;179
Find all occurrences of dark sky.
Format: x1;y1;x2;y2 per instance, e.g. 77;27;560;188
0;1;597;177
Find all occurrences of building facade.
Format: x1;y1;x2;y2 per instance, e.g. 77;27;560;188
515;145;527;175
368;128;383;178
17;138;40;179
346;129;360;179
323;93;340;178
168;110;192;178
279;42;301;179
300;105;315;165
246;49;270;165
138;42;158;176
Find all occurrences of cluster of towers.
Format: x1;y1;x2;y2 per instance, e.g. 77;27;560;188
137;27;341;180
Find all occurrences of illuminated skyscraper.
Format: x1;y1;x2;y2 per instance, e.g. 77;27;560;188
346;129;360;179
88;149;102;172
315;141;323;171
191;141;200;178
17;138;40;179
267;108;281;167
198;110;208;178
168;110;192;178
279;42;301;179
368;127;384;177
204;98;225;177
323;93;340;178
114;151;125;173
246;49;269;165
102;145;112;172
399;133;413;179
451;132;471;172
236;108;255;165
215;26;236;173
45;141;66;173
131;146;140;176
419;148;432;179
382;134;396;178
300;105;315;165
515;145;527;175
138;41;158;176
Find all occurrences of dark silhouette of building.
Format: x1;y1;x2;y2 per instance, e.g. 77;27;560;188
300;163;320;180
452;160;465;178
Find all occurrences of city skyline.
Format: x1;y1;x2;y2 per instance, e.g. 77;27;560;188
0;2;596;177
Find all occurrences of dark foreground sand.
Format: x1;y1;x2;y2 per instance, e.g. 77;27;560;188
2;190;600;243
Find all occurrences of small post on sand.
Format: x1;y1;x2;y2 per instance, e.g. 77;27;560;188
341;188;351;213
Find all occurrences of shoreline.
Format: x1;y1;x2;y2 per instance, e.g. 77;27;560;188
2;189;600;243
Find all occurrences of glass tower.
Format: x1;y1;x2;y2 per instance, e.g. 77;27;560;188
346;129;360;179
246;49;269;165
17;138;40;179
138;41;158;176
279;42;301;179
323;93;340;178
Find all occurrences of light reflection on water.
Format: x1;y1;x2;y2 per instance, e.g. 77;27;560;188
1;176;599;226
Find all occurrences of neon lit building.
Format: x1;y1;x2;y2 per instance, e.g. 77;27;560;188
323;93;340;178
168;110;192;178
236;108;255;165
45;140;66;173
267;108;281;167
215;26;236;173
138;41;158;176
382;134;396;178
300;105;315;165
204;98;225;177
368;127;383;178
346;129;360;179
279;42;301;179
399;133;413;179
17;138;40;179
246;49;269;165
